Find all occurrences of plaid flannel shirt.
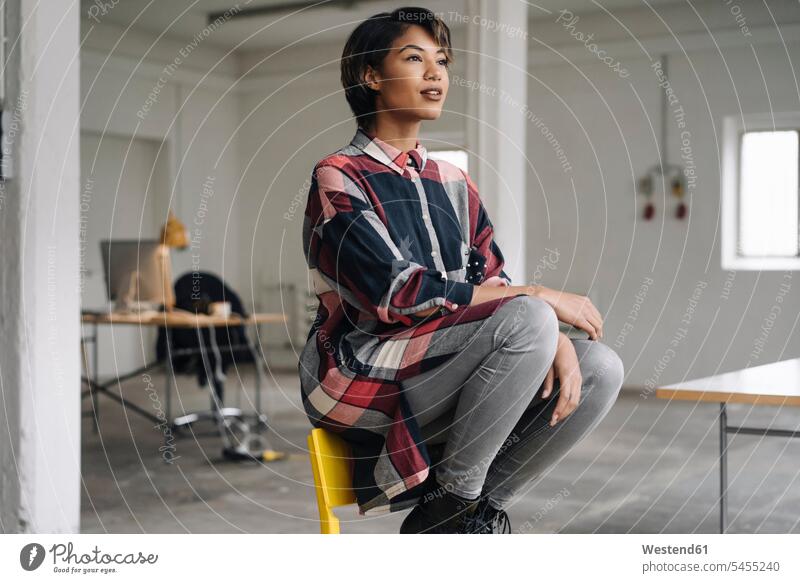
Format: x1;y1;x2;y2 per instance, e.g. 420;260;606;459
299;126;523;515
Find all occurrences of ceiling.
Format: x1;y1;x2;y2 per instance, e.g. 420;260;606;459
80;0;686;52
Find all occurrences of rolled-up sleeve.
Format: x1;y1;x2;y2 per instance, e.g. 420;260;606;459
305;163;475;325
463;169;512;286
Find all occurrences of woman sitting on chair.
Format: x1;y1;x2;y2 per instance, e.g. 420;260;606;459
298;6;624;534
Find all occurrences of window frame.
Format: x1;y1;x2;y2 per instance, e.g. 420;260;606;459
427;148;469;174
419;130;470;173
722;112;800;270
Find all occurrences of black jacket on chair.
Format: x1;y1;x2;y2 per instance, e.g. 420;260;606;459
156;271;253;393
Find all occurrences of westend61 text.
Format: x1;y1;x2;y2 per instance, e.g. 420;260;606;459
642;544;708;555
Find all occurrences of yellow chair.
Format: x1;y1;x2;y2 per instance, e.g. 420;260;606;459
307;428;356;534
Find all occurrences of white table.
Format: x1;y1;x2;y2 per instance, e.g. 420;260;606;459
657;358;800;533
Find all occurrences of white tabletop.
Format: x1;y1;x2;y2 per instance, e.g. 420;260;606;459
656;357;800;406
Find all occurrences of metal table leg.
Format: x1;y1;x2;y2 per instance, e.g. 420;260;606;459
81;359;167;426
165;326;173;435
719;402;728;534
92;322;99;433
717;414;800;533
249;326;267;429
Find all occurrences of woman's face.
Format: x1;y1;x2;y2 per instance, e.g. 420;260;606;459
365;25;450;125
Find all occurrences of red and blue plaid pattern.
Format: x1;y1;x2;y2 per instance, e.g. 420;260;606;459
299;127;521;514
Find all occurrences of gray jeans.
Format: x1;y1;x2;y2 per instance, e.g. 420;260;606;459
401;295;624;510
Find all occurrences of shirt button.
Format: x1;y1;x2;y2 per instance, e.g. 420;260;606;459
421;214;429;220
431;250;438;257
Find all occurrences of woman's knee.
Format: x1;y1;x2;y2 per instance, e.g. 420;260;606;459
575;340;625;402
502;295;559;354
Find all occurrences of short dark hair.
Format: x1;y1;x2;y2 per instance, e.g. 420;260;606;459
340;7;453;131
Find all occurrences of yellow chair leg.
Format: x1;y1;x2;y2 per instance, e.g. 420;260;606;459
308;433;341;534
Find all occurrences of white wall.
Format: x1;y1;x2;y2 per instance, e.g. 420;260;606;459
78;1;800;385
1;0;82;533
80;132;169;375
80;18;243;299
524;0;800;386
234;0;800;384
79;18;245;375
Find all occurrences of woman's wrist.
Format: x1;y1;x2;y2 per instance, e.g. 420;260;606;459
470;282;549;308
554;331;576;362
524;284;547;301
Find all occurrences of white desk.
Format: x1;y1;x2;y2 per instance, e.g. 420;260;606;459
657;358;800;533
81;309;287;441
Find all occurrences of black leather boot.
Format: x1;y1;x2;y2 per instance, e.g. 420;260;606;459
462;497;512;534
399;482;481;534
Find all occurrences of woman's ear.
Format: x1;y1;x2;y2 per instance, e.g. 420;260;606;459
363;65;381;92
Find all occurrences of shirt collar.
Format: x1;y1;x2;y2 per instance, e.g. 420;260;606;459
350;127;428;174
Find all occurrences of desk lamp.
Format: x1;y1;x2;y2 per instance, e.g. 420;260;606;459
159;209;189;311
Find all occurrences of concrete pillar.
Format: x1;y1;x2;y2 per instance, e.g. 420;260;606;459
464;0;528;283
0;0;81;532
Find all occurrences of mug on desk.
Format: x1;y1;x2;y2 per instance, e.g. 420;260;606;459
209;301;232;318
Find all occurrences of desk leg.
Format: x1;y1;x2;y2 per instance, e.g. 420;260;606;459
249;326;267;429
719;402;728;534
92;322;99;434
165;327;174;435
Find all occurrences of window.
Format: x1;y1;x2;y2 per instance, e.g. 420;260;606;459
428;149;469;174
722;114;800;270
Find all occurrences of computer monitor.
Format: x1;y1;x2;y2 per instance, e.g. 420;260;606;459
100;240;169;310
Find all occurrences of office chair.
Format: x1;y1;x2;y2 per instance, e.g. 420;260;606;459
155;271;257;431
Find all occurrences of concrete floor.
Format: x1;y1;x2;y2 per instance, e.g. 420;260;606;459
80;367;800;533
